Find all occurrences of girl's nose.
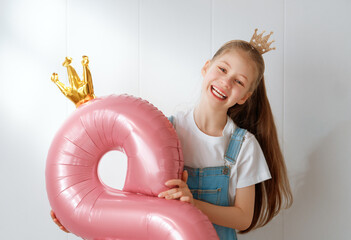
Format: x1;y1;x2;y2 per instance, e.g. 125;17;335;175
220;77;232;88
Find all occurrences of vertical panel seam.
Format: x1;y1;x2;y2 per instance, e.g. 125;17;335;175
65;0;68;56
138;0;141;97
65;0;69;117
210;0;213;56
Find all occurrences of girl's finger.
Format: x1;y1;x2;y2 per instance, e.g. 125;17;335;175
182;170;188;183
165;179;186;187
158;188;178;197
50;210;56;219
53;218;61;226
180;196;190;202
50;210;70;233
60;226;70;233
165;190;183;200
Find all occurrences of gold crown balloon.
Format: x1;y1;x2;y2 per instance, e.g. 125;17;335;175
249;28;276;54
51;56;96;107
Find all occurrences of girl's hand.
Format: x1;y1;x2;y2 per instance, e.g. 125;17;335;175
50;210;70;233
158;170;195;205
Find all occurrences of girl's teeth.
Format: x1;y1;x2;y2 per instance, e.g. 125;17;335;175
212;86;227;99
213;90;224;99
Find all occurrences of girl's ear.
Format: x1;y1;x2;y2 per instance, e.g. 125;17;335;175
201;60;211;77
238;91;253;105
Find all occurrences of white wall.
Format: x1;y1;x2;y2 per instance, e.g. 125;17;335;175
0;0;350;239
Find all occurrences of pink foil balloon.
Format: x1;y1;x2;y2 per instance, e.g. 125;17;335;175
46;94;219;240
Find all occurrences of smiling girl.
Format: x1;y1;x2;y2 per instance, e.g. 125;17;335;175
158;32;293;239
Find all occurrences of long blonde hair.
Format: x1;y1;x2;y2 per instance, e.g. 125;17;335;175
212;40;293;233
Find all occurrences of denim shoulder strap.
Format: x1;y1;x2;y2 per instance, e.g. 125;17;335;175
224;127;247;165
168;115;175;126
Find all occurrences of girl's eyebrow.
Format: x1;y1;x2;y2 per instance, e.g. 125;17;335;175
220;61;248;81
238;73;248;81
220;60;231;68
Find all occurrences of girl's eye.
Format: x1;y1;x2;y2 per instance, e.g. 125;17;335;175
218;67;226;73
235;80;243;86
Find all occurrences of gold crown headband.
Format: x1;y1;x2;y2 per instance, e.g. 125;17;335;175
51;56;96;107
249;28;276;54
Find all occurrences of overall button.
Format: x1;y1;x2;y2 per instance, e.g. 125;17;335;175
223;166;229;175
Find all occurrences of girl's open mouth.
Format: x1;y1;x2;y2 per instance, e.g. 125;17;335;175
211;85;227;100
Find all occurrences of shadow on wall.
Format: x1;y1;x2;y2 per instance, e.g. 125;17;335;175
286;121;351;239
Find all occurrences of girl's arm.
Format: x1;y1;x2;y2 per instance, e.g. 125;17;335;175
158;171;255;231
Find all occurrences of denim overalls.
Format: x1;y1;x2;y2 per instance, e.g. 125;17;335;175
169;116;247;240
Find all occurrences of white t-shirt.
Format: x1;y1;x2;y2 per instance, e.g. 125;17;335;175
173;109;271;205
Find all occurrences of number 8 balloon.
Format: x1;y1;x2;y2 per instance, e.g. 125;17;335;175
46;56;219;240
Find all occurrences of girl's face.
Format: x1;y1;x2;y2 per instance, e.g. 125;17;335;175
201;49;258;111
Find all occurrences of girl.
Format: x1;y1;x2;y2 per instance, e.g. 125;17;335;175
51;30;293;239
157;31;293;239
